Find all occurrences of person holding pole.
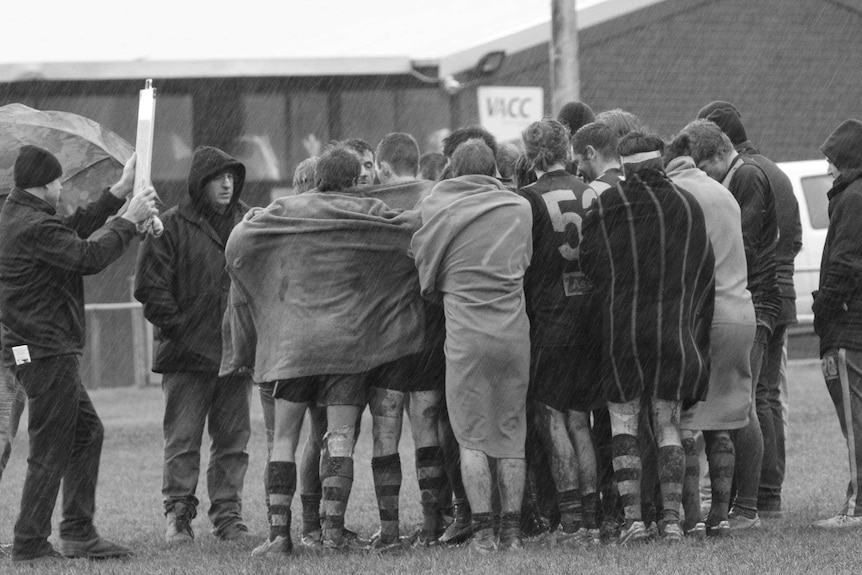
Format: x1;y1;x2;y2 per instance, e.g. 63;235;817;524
0;146;156;563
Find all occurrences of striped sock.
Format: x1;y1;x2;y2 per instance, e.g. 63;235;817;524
372;454;402;543
472;511;493;532
416;446;446;534
300;493;321;535
612;434;642;522
581;491;598;529
268;461;296;540
558;488;583;532
658;445;684;524
705;432;735;524
681;437;703;527
322;455;353;544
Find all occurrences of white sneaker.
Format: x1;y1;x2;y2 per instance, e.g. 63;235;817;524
813;514;862;530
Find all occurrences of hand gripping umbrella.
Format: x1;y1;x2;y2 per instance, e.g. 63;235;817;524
0;103;133;215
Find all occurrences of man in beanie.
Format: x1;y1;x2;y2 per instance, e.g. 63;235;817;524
557;101;595;177
697;101;802;518
0;145;157;562
679;118;781;531
135;146;253;545
813;118;862;530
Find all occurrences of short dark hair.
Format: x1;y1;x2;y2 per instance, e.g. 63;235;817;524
450;139;496;177
557;101;596;135
618;131;665;173
419;152;446;181
376;132;419;177
572;122;618;159
443;125;498;158
315;146;360;192
342;138;374;159
522;119;569;172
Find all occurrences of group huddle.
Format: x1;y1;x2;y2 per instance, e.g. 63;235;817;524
2;97;862;564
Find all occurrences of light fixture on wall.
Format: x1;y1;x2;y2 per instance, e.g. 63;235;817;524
410;50;507;95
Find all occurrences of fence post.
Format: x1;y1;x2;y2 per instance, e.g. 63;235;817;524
89;311;102;389
129;275;147;387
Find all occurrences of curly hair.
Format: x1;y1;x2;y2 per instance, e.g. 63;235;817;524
292;157;318;193
521;119;569;172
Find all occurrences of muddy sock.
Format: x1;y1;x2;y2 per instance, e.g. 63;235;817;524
300;493;322;535
558;488;583;532
706;432;735;524
372;454;401;543
268;461;296;541
322;456;353;543
681;437;704;528
581;491;598;529
658;445;684;524
612;434;642;522
416;446;446;534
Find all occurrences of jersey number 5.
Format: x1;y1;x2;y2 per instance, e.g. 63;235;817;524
541;188;596;261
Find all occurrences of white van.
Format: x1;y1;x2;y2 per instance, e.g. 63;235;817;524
777;160;831;325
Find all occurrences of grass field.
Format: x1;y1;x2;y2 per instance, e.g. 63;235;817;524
1;359;859;574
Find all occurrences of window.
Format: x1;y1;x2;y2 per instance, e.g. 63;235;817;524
801;175;832;230
230;94;288;181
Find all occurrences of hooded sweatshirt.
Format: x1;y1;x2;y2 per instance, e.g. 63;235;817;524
135;146;248;372
814;119;862;354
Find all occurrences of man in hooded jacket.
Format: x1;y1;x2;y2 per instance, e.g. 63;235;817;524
813;119;862;530
135;146;253;544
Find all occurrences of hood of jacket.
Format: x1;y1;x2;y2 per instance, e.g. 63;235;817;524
187;146;246;207
821;119;862;178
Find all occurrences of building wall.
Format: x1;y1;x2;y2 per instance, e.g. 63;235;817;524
456;0;862;161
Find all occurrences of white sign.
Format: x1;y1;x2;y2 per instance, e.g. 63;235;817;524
477;86;544;142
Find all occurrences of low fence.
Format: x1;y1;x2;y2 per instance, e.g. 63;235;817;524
83;301;159;389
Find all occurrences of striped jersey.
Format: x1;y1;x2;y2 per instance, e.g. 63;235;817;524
580;169;715;403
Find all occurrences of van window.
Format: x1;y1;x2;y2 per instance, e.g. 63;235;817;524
801;175;832;229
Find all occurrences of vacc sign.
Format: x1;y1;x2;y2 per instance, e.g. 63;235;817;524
478;86;544;142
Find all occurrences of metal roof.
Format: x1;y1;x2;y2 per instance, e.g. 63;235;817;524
2;0;664;81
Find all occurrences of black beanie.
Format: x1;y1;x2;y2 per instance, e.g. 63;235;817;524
558;102;596;135
696;101;748;146
14;145;63;189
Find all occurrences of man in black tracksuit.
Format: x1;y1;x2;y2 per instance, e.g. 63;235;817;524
813;119;862;530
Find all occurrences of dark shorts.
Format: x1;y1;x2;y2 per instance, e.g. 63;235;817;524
273;371;369;407
370;350;445;393
530;344;603;413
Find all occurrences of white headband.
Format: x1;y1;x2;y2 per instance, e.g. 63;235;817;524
620;150;662;164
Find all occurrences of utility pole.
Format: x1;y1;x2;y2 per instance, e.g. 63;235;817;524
549;0;580;116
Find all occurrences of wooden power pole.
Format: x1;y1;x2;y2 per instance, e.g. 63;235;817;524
550;0;581;116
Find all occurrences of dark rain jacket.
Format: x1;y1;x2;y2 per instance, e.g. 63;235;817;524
736;142;802;325
720;154;781;332
135;147;248;373
814;119;862;354
0;189;135;366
